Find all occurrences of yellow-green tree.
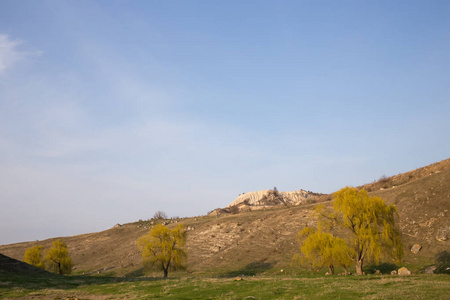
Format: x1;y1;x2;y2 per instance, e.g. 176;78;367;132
138;223;186;278
293;227;352;275
23;245;45;270
44;239;73;275
323;187;403;275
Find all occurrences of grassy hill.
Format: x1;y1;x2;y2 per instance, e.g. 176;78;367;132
1;159;449;277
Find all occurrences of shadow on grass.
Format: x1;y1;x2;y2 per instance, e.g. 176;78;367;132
0;269;169;293
125;267;146;277
220;260;278;278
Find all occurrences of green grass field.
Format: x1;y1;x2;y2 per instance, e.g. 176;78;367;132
1;271;449;299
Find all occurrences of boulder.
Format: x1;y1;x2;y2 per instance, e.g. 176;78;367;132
436;227;449;241
424;266;437;274
374;269;381;275
398;267;411;276
411;244;422;254
391;270;398;275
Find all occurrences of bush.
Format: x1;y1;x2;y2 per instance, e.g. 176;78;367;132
228;206;240;214
378;175;392;189
365;263;398;274
435;251;450;274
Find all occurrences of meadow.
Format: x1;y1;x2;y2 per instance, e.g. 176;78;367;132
1;271;449;299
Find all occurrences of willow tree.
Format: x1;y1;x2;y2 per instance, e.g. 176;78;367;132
23;245;45;270
44;239;73;275
293;227;352;275
323;187;403;275
138;223;186;278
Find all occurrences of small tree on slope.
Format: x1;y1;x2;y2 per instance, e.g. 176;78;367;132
44;239;73;275
138;223;186;278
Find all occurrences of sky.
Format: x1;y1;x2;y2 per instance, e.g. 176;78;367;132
0;0;449;245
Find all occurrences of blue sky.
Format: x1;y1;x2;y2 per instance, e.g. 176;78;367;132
1;0;449;244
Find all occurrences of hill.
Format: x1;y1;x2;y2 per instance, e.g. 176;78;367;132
0;253;53;276
0;158;449;276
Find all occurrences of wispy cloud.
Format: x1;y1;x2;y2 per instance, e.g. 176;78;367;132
0;34;42;75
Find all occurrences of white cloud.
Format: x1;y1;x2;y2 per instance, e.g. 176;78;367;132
0;34;42;75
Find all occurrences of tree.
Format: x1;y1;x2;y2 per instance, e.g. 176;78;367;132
138;223;186;278
293;227;352;275
273;186;279;195
153;210;168;220
44;239;73;275
320;187;403;275
23;245;45;270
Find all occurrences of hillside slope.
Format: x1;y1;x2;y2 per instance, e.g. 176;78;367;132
369;167;450;264
1;159;449;276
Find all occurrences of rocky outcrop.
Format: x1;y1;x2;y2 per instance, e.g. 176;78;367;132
227;189;319;209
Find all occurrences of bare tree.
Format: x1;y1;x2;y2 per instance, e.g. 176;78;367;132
153;210;168;220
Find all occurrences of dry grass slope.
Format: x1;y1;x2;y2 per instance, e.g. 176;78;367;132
1;158;449;277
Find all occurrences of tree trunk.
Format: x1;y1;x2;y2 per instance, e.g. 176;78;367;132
356;259;364;275
163;260;171;278
343;265;349;275
328;265;334;275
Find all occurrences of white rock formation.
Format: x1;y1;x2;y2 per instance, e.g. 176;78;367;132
227;189;315;208
227;190;272;207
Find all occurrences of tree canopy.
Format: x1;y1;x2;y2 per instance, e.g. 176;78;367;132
44;239;73;275
320;187;403;275
294;227;352;275
138;223;186;278
23;245;45;270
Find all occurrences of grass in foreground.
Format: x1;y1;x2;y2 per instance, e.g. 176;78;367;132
1;271;449;299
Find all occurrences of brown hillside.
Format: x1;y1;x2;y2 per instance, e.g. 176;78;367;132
358;158;450;192
1;158;449;276
368;166;450;264
0;206;319;276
